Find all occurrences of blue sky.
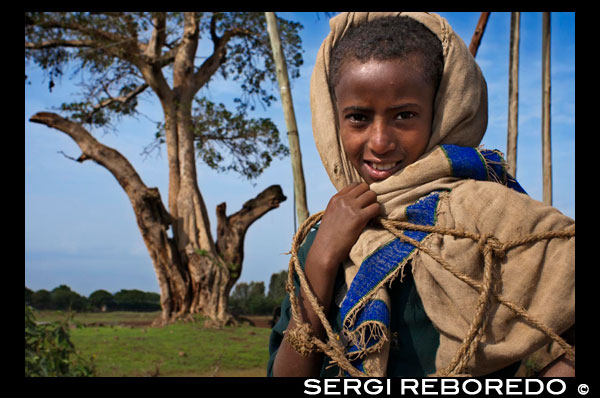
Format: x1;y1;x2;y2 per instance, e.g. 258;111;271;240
25;12;575;297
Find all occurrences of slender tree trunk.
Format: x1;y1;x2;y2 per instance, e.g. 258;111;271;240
265;12;309;229
541;12;552;206
507;12;520;178
469;12;491;57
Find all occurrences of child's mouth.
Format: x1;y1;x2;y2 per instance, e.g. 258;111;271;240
364;160;402;181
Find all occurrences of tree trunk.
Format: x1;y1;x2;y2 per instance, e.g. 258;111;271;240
216;185;287;292
541;12;552;206
29;112;287;327
507;12;520;178
469;12;491;58
265;12;309;229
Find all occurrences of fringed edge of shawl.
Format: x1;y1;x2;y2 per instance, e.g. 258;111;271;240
344;320;390;360
340;249;417;355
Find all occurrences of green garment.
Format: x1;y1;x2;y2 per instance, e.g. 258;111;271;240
267;225;521;377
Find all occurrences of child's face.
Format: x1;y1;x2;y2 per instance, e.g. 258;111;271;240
334;58;435;184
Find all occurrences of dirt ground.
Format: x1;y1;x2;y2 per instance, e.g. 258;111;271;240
240;315;273;329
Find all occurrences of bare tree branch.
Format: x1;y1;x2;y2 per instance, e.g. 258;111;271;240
469;12;491;58
32;18;144;63
34;19;128;46
57;150;91;163
173;12;201;95
90;82;149;113
209;13;221;46
30;112;147;195
25;39;96;49
144;13;167;60
216;185;286;287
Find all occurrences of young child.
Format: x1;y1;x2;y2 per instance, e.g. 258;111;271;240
268;12;575;378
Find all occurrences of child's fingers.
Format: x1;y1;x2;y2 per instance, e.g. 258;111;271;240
338;182;362;195
346;182;370;197
361;202;382;219
355;188;377;208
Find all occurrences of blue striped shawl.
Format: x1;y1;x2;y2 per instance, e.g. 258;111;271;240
339;145;526;374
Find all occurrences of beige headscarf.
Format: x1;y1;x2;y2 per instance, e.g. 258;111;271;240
311;12;488;190
310;12;575;376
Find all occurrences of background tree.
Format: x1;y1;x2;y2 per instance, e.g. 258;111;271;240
267;269;287;304
113;289;161;311
228;275;288;316
88;289;116;312
26;286;34;306
31;289;52;310
229;281;270;315
50;285;88;311
25;12;302;326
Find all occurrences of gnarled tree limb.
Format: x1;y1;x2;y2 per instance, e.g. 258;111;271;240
29;111;187;324
216;184;286;286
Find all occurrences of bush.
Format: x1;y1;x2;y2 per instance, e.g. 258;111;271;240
268;270;288;304
31;289;52;310
229;280;282;315
25;305;95;377
112;289;161;312
51;285;89;312
88;289;115;311
26;286;162;313
25;286;34;306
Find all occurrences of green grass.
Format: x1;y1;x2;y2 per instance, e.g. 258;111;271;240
34;310;162;326
33;310;272;377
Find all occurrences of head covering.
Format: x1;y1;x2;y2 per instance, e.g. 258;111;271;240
311;12;489;191
307;12;575;377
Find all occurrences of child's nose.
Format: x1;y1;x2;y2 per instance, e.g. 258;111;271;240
368;121;396;154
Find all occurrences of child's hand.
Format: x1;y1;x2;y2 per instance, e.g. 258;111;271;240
309;182;380;272
273;182;379;377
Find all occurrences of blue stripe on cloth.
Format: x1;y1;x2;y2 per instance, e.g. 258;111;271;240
479;149;527;193
346;299;390;354
340;192;442;329
441;145;488;181
338;145;528;374
442;145;527;195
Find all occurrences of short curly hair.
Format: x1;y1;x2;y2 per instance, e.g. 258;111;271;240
329;15;444;94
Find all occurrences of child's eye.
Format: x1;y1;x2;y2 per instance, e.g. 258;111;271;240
346;113;368;123
396;111;415;120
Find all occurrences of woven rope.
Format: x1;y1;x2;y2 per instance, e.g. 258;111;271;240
285;210;575;377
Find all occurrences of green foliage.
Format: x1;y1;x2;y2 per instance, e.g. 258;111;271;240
51;284;89;312
25;305;96;377
88;289;115;311
26;285;161;313
267;270;288;303
31;289;53;310
113;289;161;312
25;286;34;306
189;98;289;180
229;270;288;315
25;12;304;180
230;281;270;315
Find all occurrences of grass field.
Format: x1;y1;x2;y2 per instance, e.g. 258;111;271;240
34;310;272;377
31;310;551;377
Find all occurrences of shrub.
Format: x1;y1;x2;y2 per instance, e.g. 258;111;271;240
25;305;95;377
31;289;52;310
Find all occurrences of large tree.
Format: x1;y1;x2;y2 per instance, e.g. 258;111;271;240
25;12;303;326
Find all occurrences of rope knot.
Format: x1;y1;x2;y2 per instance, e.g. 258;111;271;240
285;323;317;357
478;234;506;259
